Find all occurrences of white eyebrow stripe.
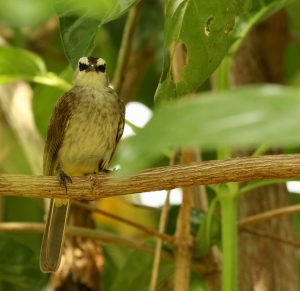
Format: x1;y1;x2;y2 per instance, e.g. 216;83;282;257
78;57;89;65
96;58;106;66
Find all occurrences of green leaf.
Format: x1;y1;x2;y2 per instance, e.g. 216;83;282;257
55;0;140;68
0;234;46;289
32;66;73;137
109;251;173;291
116;85;300;175
59;17;101;69
0;0;54;29
0;47;70;90
0;47;46;83
231;0;293;54
155;0;245;102
54;0;134;20
195;200;221;258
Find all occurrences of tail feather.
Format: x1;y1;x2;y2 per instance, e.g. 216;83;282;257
40;199;70;272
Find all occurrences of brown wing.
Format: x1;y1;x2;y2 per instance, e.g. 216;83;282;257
106;87;125;147
104;88;125;167
116;98;125;145
43;91;74;175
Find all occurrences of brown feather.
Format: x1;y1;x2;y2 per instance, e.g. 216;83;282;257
43;91;74;175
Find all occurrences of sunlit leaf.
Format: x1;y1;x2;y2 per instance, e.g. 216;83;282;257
0;47;70;90
0;0;54;28
117;85;300;174
0;47;46;83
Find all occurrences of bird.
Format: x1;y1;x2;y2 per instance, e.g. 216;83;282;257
40;56;125;273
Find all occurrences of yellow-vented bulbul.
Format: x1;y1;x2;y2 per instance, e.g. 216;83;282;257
40;56;125;272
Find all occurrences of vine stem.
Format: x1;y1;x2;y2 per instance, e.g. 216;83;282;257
149;153;176;291
219;194;238;291
112;1;143;93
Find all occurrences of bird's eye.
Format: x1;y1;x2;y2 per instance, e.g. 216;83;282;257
79;63;88;71
97;64;106;73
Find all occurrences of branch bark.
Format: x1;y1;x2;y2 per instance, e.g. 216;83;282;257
1;154;300;199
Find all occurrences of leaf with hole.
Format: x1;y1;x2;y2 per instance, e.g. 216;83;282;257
155;0;245;102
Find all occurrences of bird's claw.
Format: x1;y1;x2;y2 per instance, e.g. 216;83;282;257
58;169;72;193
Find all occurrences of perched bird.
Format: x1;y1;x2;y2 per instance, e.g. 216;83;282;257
40;56;125;273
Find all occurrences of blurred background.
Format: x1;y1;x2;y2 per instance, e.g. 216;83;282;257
1;0;300;290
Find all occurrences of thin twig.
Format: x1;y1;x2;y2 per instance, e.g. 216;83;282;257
238;204;300;228
149;190;171;291
0;222;161;256
72;200;173;244
1;154;299;200
241;227;300;248
149;153;176;291
0;222;215;275
113;1;143;93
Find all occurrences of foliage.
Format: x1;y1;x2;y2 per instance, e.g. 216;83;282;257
0;234;46;290
0;0;300;290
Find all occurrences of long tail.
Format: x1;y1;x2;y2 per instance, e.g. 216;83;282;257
40;199;70;272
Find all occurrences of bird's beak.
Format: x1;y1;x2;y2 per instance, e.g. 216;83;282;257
87;64;96;72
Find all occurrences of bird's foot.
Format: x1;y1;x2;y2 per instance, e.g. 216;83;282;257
58;169;72;193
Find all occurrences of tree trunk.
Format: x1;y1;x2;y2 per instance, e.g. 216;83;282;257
231;10;299;291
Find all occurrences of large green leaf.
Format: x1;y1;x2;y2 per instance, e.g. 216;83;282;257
155;0;246;102
116;85;300;174
0;47;70;90
0;47;46;83
54;0;140;68
0;234;45;289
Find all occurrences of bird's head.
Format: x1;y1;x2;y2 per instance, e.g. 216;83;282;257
73;56;109;89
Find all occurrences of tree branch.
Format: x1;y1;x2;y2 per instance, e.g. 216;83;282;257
0;222;166;257
72;201;173;244
0;222;215;276
240;227;300;248
1;154;299;200
238;204;300;228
